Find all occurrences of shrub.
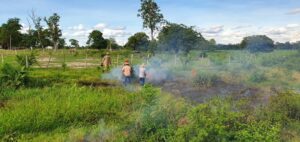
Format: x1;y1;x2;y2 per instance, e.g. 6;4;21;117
173;98;281;142
0;64;28;89
16;52;37;68
193;72;219;88
249;71;267;83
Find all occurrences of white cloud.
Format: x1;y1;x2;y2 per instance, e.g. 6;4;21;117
19;23;29;34
94;23;107;30
199;25;224;34
286;8;300;15
286;24;300;28
64;23;131;46
198;24;300;44
68;24;85;31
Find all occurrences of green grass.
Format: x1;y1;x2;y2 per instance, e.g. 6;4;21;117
1;49;300;141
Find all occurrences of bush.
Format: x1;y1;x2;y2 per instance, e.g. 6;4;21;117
173;98;281;142
16;52;37;68
249;71;267;83
193;72;219;88
0;64;28;89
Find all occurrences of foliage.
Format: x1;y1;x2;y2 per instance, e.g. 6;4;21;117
0;64;27;89
173;98;281;142
69;39;80;48
29;11;45;49
0;18;23;49
106;38;122;50
193;71;219;88
125;32;150;51
138;0;164;40
20;31;37;48
87;30;107;49
157;23;205;55
241;35;275;53
16;52;37;68
44;13;62;50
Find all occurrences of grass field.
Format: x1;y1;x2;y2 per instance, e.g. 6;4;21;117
0;49;300;141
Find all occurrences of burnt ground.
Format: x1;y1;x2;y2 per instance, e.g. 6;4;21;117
77;77;273;106
154;78;272;105
78;80;118;87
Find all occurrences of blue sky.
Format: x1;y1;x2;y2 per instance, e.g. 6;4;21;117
0;0;299;45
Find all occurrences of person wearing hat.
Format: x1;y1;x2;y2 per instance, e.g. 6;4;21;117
122;59;132;86
139;63;147;86
101;52;112;72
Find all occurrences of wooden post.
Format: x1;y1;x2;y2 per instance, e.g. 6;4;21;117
46;53;52;68
1;54;3;64
116;55;119;66
25;55;29;68
85;51;88;68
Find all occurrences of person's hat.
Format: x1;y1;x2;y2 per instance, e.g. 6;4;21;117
124;59;130;65
140;63;145;67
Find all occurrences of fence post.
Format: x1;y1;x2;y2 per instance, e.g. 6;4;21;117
116;55;119;66
85;51;88;68
1;54;3;64
25;55;29;68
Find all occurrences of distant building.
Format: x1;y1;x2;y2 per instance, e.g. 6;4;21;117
46;46;53;50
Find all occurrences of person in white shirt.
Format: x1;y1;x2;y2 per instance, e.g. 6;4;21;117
139;63;147;86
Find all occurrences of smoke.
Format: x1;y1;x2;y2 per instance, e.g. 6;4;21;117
101;26;299;102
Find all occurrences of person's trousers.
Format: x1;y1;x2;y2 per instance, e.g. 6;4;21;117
139;78;145;86
123;76;131;86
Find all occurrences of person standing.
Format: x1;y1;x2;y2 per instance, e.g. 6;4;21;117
122;59;132;86
101;52;112;72
139;63;147;86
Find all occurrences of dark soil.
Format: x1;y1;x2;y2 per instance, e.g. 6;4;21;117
78;80;118;87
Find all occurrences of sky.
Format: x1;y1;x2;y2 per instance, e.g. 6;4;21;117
0;0;299;45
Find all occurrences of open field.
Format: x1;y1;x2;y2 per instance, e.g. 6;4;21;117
0;49;300;141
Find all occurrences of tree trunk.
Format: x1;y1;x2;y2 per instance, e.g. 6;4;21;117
54;41;58;51
150;29;154;41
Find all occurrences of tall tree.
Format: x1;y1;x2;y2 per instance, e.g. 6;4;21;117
125;32;150;51
241;35;275;53
106;38;121;50
157;23;205;55
69;39;79;48
29;10;44;49
0;18;22;49
86;30;107;49
44;13;62;51
138;0;164;40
